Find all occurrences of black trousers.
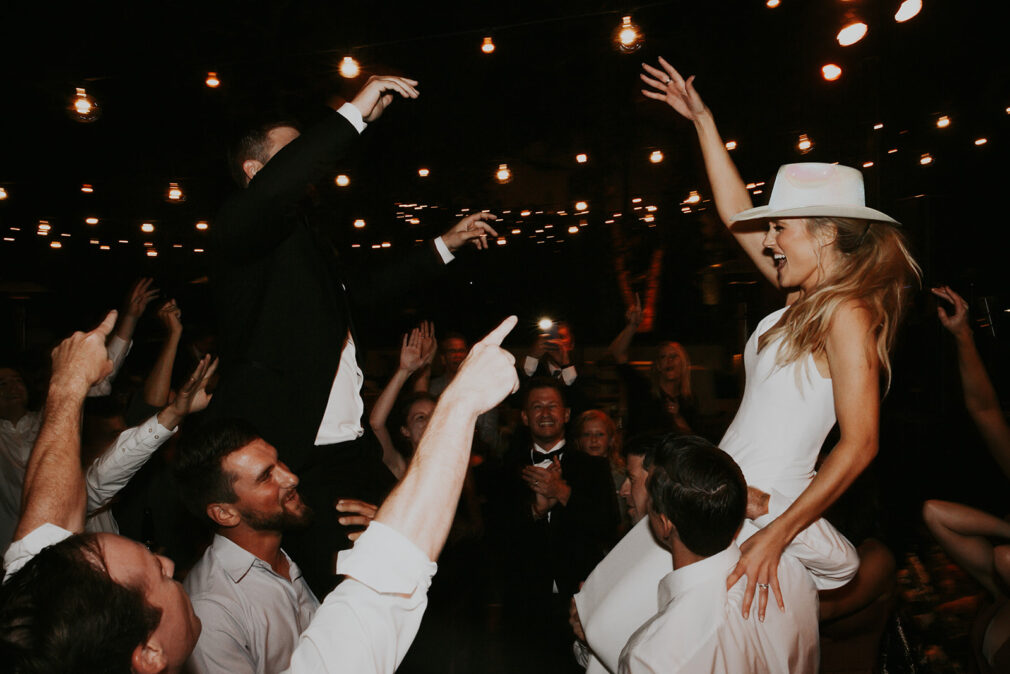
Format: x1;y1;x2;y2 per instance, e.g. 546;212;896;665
284;433;398;597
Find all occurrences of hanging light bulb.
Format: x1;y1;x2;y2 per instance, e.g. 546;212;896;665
975;137;988;146
837;21;868;46
205;72;221;88
335;174;350;187
649;150;664;164
195;221;209;231
339;56;361;79
141;222;155;233
684;190;702;204
766;0;780;6
147;249;158;257
614;16;643;53
481;36;496;54
81;184;94;193
353;219;366;229
919;153;933;165
495;163;512;184
936;115;950;128
574;200;588;211
68;87;100;122
50;241;62;249
724;140;737;150
166;182;185;201
575;153;588;164
797;134;813;153
418;167;430;177
85;217;99;225
0;187;7;200
821;64;842;81
894;0;922;22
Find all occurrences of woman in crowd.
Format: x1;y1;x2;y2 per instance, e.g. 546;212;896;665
641;57;921;615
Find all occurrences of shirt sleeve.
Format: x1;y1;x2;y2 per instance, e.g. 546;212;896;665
560;364;578;386
186;598;258;674
336;102;367;134
432;236;454;264
3;523;73;582
283;522;437;674
85;414;176;513
87;336;132;398
523;356;539;377
751;489;859;590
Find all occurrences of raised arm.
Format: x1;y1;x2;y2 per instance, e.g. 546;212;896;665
15;312;117;540
369;323;436;479
143;299;183;408
933;286;1010;476
608;294;643;364
641;58;778;288
728;302;878;619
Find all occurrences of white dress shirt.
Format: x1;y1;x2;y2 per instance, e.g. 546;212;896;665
618;545;820;674
185;535;319;674
523;356;577;385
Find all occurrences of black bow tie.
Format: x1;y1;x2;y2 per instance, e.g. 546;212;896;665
532;449;563;464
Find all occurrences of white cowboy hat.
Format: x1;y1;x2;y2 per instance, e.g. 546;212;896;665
731;162;899;224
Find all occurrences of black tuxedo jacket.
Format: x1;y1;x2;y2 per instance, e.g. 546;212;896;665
207;111;445;469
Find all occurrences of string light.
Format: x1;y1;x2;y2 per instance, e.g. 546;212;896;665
38;222;51;232
766;0;780;7
649;150;664;164
920;153;933;165
520;210;531;217
205;72;220;88
141;223;155;233
894;0;922;22
797;134;813;153
837;22;868;46
821;64;842;81
147;249;158;257
0;187;7;200
568;225;579;234
863;161;874;168
194;248;204;253
936;115;950;128
381;242;391;248
496;237;507;245
873;123;884;130
339;56;361;79
575;153;588;164
335;174;350;187
85;217;99;225
975;137;988;146
353;219;366;229
69;87;100;122
195;221;209;231
724;140;737;150
574;200;588;211
481;36;495;54
418;168;430;177
50;241;62;249
683;190;701;204
100;245;110;250
614;16;643;53
495;163;512;184
81;184;94;193
166;182;184;201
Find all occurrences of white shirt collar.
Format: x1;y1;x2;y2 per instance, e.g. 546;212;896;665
211;533;302;585
658;544;741;609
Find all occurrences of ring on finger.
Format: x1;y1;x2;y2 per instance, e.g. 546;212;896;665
757;583;770;591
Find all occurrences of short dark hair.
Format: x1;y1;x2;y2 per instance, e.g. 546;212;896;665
174;418;261;524
623;432;666;471
647;434;746;557
0;534;161;673
522;376;568;409
228;120;300;186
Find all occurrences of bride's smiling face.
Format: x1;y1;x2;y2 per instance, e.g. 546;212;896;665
763;218;839;293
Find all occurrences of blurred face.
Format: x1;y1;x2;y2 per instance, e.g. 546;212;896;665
522;386;569;448
655;344;685;383
618;454;651;524
98;533;200;669
442;338;468;375
578;418;612;457
762;218;837;293
0;368;28;412
401;398;436;450
223;439;311;531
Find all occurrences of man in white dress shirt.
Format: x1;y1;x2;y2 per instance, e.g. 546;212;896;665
619;435;821;674
0;311;521;674
175;420;320;674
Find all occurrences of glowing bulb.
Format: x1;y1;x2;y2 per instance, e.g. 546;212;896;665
38;222;51;232
194;248;204;253
495;163;512;184
166;182;184;201
821;64;842;81
50;241;62;249
614;16;643;53
205;72;220;88
724;140;737;150
381;242;391;248
873;123;884;130
520;210;531;217
894;0;922;22
195;221;209;231
353;219;366;229
0;187;6;200
339;56;360;79
643;215;655;223
684;190;701;204
496;237;507;245
975;137;988;146
81;184;94;193
538;318;553;331
141;223;155;233
418;168;430;177
575;153;588;164
568;225;579;234
919;153;933;165
936;115;950;128
574;200;588;211
863;161;874;168
649;150;664;164
766;0;780;6
100;245;110;250
481;36;495;54
85;217;99;225
837;22;868;46
408;218;421;225
147;249;158;257
797;133;813;153
335;174;350;187
69;87;100;122
511;228;521;235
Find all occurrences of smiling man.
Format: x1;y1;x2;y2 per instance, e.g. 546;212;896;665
174;420;318;674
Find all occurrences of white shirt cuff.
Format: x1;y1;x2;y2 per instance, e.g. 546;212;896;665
433;236;454;264
336;521;437;596
752;489;789;529
337;102;367;134
4;523;73;581
523;356;539;377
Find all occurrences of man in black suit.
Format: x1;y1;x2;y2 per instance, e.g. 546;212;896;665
500;377;620;672
207;74;498;595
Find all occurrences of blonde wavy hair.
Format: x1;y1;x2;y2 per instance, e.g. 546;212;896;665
757;217;921;391
655;341;693;400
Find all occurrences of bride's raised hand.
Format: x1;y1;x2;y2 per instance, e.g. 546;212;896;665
640;57;708;121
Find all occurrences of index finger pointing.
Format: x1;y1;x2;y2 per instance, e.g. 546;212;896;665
480;315;518;347
95;310;119;337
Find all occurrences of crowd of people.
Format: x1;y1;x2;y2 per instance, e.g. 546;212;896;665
0;60;1004;674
